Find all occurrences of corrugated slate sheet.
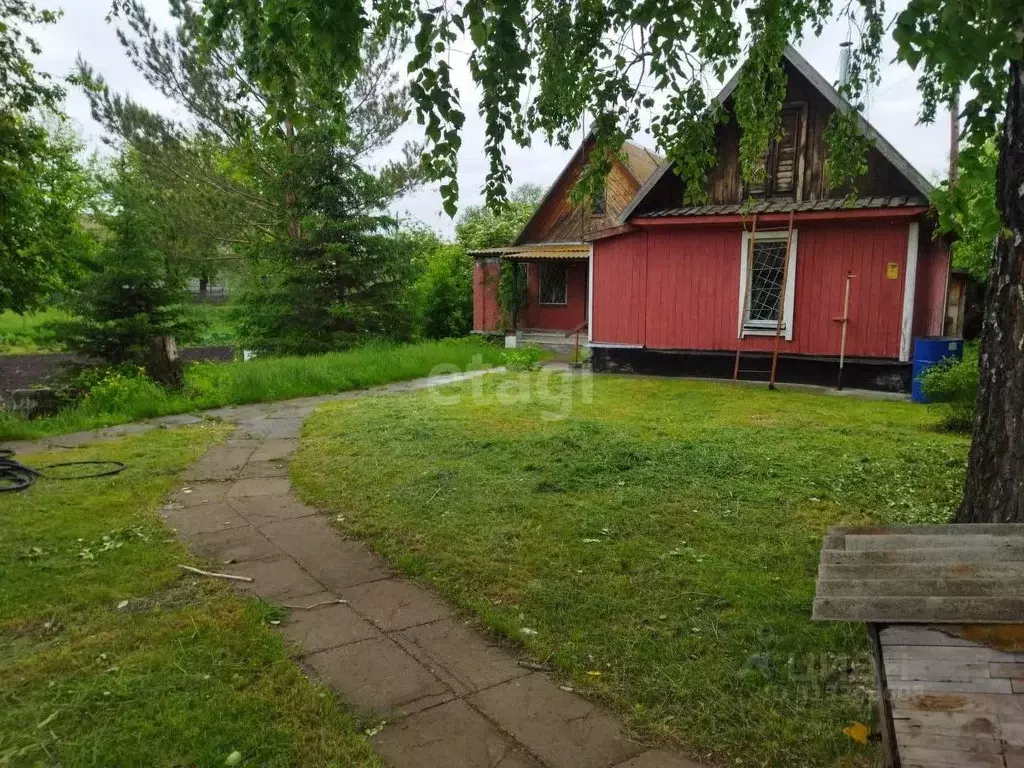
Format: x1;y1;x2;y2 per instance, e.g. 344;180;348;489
639;195;929;219
812;524;1024;624
468;244;590;259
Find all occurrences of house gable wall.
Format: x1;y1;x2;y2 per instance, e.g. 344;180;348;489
633;61;920;215
519;142;647;243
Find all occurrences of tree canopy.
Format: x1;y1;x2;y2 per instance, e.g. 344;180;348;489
187;1;1017;217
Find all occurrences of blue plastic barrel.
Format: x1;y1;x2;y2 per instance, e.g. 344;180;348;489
911;337;965;403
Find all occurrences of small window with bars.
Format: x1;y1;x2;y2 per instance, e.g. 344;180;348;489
591;187;606;216
539;263;568;305
744;239;787;327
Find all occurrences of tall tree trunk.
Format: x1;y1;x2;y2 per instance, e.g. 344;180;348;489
956;58;1024;524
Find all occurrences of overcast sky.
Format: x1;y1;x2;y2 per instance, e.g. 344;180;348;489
34;1;952;237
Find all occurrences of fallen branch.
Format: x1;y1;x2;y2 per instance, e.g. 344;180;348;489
177;564;253;582
281;598;348;610
517;661;553;672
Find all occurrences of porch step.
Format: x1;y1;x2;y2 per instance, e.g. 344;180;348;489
516;330;587;356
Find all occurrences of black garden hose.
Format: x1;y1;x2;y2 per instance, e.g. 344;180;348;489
0;449;126;492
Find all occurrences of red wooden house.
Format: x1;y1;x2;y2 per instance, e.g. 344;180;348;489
472;139;662;350
473;46;950;389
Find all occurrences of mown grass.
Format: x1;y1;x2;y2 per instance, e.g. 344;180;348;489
0;338;504;440
1;425;382;767
0;308;72;355
292;372;969;768
0;304;236;355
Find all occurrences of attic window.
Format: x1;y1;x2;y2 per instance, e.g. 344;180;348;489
590;187;606;216
747;103;805;199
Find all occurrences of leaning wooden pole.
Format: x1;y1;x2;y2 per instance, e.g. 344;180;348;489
734;213;759;380
836;271;855;390
769;210;796;390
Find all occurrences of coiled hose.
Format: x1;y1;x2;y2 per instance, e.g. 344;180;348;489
0;449;126;492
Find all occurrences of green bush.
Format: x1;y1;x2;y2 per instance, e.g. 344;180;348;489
918;343;979;432
414;243;474;339
502;345;543;371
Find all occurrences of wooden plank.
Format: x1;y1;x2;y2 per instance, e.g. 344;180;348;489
891;730;1003;754
885;659;992;684
898;746;1004;767
813;596;1024;624
892;709;1002;739
845;533;1024;550
883;646;1024;664
892;691;1024;717
822;545;1024;564
1004;717;1024;746
867;622;902;768
991;663;1024;678
890;679;1015;694
818;563;1024;580
819;578;1018;598
882;626;980;647
1007;744;1024;768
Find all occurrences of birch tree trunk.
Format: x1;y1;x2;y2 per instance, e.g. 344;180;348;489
957;58;1024;524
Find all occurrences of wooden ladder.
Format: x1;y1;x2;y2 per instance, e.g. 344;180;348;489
733;211;796;387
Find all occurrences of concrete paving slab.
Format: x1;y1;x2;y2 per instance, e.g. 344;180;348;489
188;525;281;563
162;501;250;537
150;413;205;427
304;637;452;714
228;495;316;526
397;618;529;695
372;699;542;768
258;517;391;589
237;460;290;479
172;481;232;507
223;557;324;600
182;446;256;481
266;420;303;439
470;674;643;768
341;579;452;632
282;602;380;654
228;477;292;498
249;438;298;462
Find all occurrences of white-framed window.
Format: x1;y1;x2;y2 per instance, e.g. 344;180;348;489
539;262;568;305
737;230;798;340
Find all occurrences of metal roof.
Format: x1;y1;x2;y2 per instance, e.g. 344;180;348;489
617;44;935;226
812;524;1024;624
638;195;928;219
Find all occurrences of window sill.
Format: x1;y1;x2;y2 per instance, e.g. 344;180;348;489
539;302;569;307
742;325;788;337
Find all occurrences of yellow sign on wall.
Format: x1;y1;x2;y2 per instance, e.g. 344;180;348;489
886;262;899;280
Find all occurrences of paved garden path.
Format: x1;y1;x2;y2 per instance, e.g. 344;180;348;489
4;370;699;768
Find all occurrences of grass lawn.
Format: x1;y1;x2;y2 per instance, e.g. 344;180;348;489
292;372;968;767
0;338;504;441
0;308;72;355
0;425;381;767
0;304;236;355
